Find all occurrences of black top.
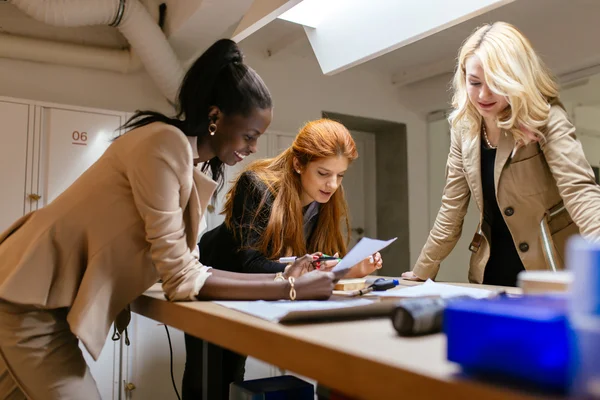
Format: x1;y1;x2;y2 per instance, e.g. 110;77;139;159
480;142;525;287
199;171;320;274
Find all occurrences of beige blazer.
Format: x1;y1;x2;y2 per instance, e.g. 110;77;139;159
0;122;216;360
414;104;600;283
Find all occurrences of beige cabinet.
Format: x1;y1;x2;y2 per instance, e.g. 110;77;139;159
0;99;30;232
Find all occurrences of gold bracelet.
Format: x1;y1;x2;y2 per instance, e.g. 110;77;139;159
274;272;285;282
288;277;296;301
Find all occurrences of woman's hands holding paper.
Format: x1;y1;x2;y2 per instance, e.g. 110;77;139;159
339;252;383;278
283;248;384;281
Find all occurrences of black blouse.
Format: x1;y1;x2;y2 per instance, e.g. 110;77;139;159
480;141;525;286
198;171;319;274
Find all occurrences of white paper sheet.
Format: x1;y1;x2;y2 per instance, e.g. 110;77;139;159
332;237;397;277
213;299;374;322
366;279;494;299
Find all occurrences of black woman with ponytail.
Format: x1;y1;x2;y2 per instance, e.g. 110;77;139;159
0;39;336;399
123;38;273;190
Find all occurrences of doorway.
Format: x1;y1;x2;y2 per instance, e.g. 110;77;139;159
323;111;409;276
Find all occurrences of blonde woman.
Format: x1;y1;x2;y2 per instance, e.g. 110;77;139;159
403;22;600;287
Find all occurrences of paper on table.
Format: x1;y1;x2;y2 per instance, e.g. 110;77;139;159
332;237;397;277
213;299;375;322
367;279;494;299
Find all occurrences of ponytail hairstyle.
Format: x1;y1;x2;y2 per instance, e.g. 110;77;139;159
122;39;272;189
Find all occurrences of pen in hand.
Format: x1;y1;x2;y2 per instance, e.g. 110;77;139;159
278;255;341;263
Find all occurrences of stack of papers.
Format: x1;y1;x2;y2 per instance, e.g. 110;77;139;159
214;280;495;323
213;237;400;323
366;279;494;299
213;299;393;323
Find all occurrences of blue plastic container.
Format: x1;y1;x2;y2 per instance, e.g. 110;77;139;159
567;236;600;398
229;375;314;400
444;294;571;392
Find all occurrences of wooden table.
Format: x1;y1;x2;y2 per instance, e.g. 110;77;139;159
131;281;540;400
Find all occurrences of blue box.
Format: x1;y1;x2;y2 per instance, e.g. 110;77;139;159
444;294;571;392
229;375;314;400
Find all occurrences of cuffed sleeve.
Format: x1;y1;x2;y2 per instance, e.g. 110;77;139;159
189;266;212;300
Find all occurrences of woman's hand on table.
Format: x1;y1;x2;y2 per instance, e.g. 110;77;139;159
401;271;425;281
292;270;335;300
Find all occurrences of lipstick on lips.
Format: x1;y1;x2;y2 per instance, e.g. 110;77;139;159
478;101;496;110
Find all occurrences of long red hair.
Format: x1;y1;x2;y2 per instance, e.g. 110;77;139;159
224;118;358;258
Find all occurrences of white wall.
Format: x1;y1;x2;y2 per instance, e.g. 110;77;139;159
554;75;600;173
574;105;600;170
242;47;429;267
561;74;600;112
579;133;600;169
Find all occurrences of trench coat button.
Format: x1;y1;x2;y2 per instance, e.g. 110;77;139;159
519;242;529;252
504;207;514;216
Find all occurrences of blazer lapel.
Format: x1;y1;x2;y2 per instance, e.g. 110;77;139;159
462;132;484;213
185;168;218;250
494;130;515;194
193;168;218;215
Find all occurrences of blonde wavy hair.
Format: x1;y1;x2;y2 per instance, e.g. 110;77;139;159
450;22;560;144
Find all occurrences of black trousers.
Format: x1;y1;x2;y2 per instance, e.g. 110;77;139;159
182;333;247;400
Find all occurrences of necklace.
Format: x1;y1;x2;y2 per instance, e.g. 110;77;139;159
482;124;497;149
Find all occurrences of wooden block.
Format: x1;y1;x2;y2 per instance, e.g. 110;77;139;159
517;270;572;294
334;279;367;291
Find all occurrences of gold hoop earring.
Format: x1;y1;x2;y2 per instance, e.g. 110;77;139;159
208;123;217;136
